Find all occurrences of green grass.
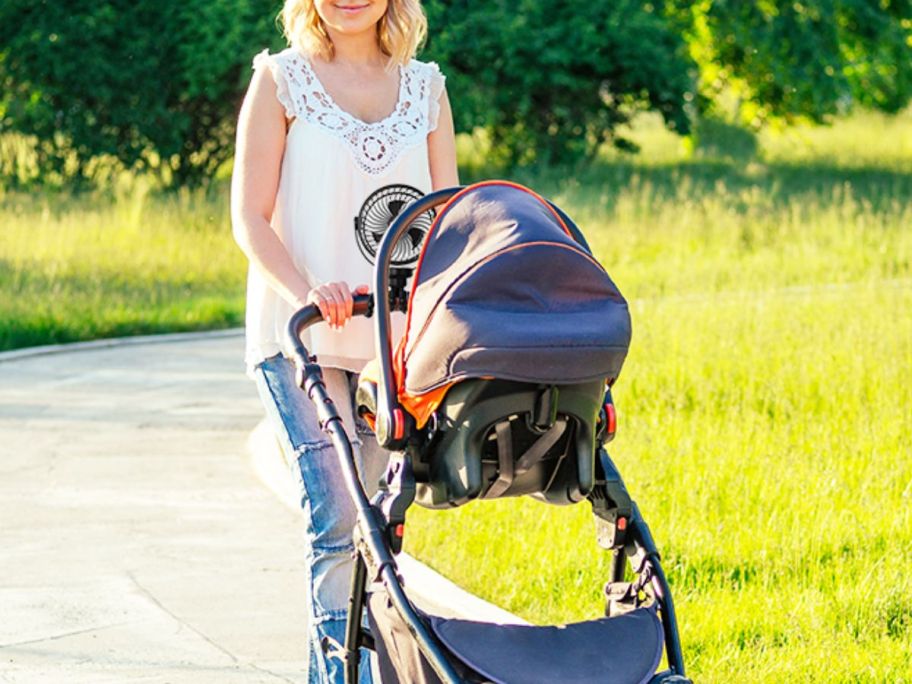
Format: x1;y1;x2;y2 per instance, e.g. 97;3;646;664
3;111;912;680
407;111;912;682
0;180;246;350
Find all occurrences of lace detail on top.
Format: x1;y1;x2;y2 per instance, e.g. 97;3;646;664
253;49;445;176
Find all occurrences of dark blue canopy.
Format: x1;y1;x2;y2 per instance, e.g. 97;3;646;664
401;182;632;395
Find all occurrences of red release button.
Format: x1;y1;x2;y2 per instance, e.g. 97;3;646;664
393;408;405;440
605;403;617;434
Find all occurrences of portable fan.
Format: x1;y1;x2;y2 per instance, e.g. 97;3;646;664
354;184;436;266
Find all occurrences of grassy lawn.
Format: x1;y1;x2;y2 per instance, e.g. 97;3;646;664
408;112;912;682
0;182;246;350
3;112;911;680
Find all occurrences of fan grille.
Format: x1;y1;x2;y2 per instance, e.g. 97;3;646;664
355;184;435;266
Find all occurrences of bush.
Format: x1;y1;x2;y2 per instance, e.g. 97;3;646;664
0;0;282;187
423;0;696;165
8;2;904;182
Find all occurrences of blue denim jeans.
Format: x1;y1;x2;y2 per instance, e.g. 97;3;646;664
254;354;387;684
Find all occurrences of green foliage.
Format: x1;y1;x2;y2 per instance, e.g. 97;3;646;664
423;0;696;165
405;114;912;682
667;0;912;125
0;0;282;187
2;1;911;182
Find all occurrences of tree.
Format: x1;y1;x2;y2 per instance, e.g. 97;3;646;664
0;0;282;186
2;1;910;184
666;0;912;126
423;0;696;165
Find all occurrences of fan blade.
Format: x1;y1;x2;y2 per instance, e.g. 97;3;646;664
406;227;425;248
387;200;406;221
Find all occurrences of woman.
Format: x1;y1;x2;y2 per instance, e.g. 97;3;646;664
230;1;458;681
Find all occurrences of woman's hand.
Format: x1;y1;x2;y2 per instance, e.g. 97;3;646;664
307;282;370;329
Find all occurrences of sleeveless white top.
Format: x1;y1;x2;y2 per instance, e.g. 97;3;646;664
244;47;445;375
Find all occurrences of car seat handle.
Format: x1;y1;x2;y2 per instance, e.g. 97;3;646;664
372;186;464;448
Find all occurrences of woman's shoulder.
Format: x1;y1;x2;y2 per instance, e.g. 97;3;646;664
252;46;301;71
250;47;303;120
405;59;447;111
406;58;445;81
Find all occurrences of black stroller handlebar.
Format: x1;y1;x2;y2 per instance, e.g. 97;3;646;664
283;290;464;684
285;294;375;378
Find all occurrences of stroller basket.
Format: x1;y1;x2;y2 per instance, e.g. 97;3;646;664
285;181;690;684
369;596;664;684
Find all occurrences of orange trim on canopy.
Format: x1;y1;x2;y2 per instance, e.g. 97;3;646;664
358;357;454;430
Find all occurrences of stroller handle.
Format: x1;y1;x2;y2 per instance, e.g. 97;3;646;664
286;295;374;382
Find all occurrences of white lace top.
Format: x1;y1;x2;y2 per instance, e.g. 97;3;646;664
244;47;446;374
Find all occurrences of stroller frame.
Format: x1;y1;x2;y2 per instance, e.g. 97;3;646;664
286;187;690;684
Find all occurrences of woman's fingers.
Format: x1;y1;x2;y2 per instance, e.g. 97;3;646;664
326;283;345;327
307;284;335;326
338;282;354;321
308;282;365;328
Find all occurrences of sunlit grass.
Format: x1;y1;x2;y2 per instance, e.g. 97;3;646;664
407;111;912;682
405;285;912;681
0;180;246;350
2;111;911;681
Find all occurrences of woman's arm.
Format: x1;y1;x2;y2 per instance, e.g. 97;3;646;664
231;67;312;310
428;87;459;191
232;67;373;328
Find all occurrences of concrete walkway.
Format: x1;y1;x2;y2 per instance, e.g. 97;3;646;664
1;331;309;683
0;332;518;684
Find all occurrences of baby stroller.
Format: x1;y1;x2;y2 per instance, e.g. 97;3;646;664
286;181;690;684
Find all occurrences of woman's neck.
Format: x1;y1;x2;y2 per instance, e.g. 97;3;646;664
325;28;384;66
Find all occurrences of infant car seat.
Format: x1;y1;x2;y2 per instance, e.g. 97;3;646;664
358;181;631;509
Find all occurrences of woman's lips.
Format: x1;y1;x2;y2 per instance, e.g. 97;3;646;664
336;3;369;12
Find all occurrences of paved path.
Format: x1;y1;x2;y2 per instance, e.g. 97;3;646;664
0;332;310;683
0;332;519;684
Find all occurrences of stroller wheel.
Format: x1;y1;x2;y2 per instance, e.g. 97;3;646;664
649;674;692;684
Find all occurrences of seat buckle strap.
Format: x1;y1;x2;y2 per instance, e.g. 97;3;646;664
485;420;514;498
514;418;567;476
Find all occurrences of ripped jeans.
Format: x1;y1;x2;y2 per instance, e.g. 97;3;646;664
254;354;388;684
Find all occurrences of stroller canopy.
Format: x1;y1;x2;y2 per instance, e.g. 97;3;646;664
391;181;631;426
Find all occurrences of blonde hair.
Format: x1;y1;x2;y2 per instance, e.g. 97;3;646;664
280;0;427;68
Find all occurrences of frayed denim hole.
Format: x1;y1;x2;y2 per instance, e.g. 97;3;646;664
294;441;335;512
256;356;323;456
305;542;354;558
295;440;334;460
294;442;335;486
308;549;357;619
